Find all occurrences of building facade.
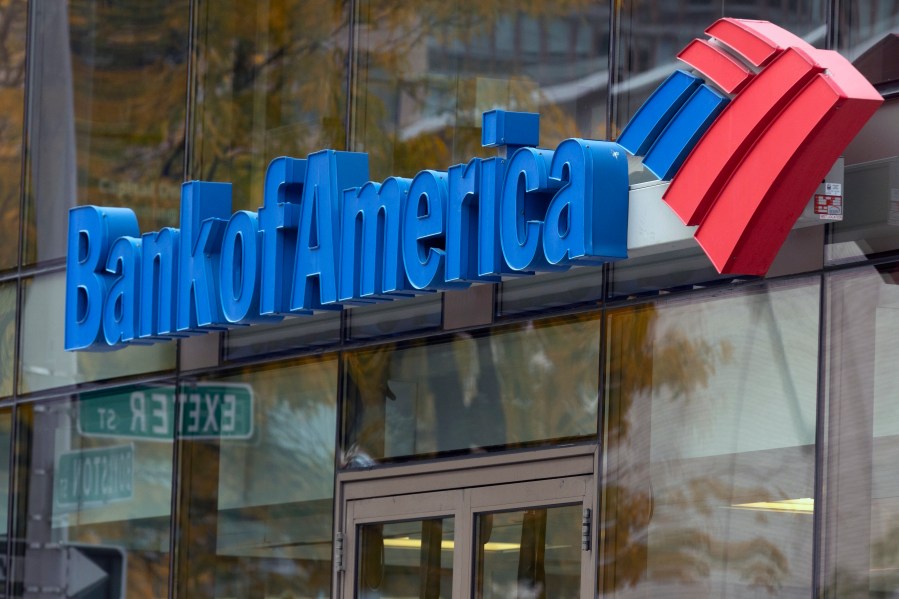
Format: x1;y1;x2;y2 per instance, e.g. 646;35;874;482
0;0;897;597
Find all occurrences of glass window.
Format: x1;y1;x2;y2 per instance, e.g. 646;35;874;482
475;506;582;598
608;246;732;300
609;226;827;299
358;518;455;597
612;0;826;139
600;279;820;597
351;0;610;180
0;0;26;272
18;272;175;394
837;0;899;83
0;407;11;558
223;312;341;362
12;386;175;597
0;281;15;398
820;262;899;596
497;269;603;318
175;356;338;598
342;312;600;466
826;99;899;265
189;0;350;211
23;0;190;265
347;294;442;341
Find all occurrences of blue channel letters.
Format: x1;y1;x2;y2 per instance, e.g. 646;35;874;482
65;111;629;350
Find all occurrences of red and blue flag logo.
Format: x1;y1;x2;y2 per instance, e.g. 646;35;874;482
618;18;883;275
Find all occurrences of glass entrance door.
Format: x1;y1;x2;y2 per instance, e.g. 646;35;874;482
341;474;594;598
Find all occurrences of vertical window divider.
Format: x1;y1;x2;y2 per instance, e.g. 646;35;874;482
332;343;347;596
826;0;841;50
593;261;611;593
4;402;17;599
344;0;358;153
605;0;620;140
811;271;829;598
6;1;30;585
167;0;198;596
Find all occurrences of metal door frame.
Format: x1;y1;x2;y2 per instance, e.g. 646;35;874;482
334;443;599;598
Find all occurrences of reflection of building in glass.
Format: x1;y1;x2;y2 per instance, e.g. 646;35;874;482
0;0;896;597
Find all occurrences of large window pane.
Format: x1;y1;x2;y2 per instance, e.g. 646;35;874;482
223;312;341;362
826;100;899;265
0;0;26;272
0;408;11;571
24;0;189;265
838;0;899;78
612;0;826;139
0;281;15;398
351;0;610;181
498;268;603;318
19;272;175;394
600;279;820;597
821;262;899;596
190;0;349;211
358;518;455;598
347;294;442;341
175;356;338;598
13;386;175;598
475;506;581;598
342;313;600;465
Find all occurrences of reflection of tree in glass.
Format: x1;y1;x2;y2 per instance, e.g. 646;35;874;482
67;0;188;226
0;0;25;268
353;0;609;180
601;304;801;596
487;314;600;444
343;343;396;465
827;513;899;595
0;284;14;396
191;0;349;209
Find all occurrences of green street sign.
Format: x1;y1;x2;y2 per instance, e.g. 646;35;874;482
55;444;134;508
78;385;254;440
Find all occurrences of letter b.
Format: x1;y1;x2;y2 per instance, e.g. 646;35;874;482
65;206;140;350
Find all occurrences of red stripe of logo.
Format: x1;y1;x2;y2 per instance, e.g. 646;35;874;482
665;48;823;225
694;51;882;274
677;39;754;94
660;19;882;275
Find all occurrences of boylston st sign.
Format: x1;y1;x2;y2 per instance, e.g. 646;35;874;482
55;444;134;508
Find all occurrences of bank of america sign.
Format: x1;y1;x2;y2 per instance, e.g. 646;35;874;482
65;19;882;350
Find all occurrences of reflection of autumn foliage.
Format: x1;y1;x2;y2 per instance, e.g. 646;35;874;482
489;313;601;444
190;0;350;210
0;0;25;270
604;305;733;444
22;0;188;263
353;0;610;180
74;0;187;220
601;303;796;595
649;529;788;592
0;283;14;396
344;343;396;464
821;515;899;595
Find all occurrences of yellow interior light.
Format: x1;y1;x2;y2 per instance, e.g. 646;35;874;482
730;497;814;514
381;538;521;551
